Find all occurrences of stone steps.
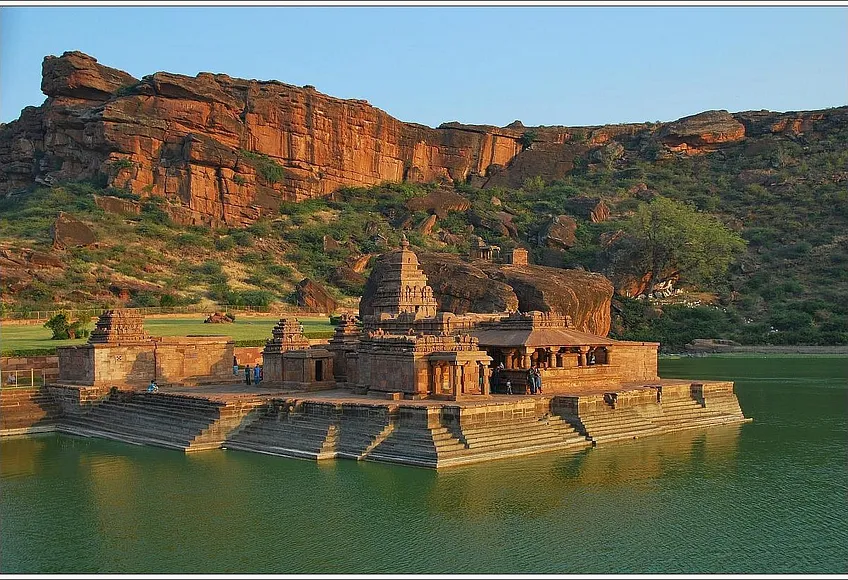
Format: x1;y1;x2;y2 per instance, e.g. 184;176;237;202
438;438;590;467
459;420;582;449
225;411;339;458
58;392;259;452
589;426;665;445
333;419;394;458
62;415;197;447
577;410;662;444
58;423;190;451
81;404;217;432
1;388;62;433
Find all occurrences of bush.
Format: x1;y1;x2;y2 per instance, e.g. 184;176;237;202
240;150;286;185
43;313;91;340
214;236;236;251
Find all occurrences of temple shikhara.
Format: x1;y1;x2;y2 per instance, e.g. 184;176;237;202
8;237;750;468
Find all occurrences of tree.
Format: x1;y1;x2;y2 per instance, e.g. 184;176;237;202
607;196;746;296
44;313;92;340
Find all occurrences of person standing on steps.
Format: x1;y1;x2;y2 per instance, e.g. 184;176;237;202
527;366;537;395
253;364;261;384
535;366;543;395
245;364;253;386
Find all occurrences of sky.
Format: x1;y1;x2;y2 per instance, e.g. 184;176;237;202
1;3;846;128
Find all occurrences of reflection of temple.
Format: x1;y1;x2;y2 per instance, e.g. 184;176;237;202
272;235;660;400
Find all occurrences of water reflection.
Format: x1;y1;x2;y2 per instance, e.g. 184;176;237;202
3;352;846;576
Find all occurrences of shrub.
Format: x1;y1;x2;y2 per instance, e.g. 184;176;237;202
518;130;537;150
110;158;134;171
240;150;286;185
214;236;236;251
43;313;91;340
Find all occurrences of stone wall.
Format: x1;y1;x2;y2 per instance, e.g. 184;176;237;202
495;342;659;395
1;355;60;384
46;384;113;416
233;346;263;367
58;337;235;387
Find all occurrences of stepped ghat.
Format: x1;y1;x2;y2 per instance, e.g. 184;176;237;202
3;240;751;467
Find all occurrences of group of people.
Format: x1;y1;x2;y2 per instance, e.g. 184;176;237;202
233;356;263;385
244;364;263;385
491;362;543;395
527;365;543;394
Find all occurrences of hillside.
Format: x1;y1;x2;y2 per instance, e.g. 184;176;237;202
1;51;846;350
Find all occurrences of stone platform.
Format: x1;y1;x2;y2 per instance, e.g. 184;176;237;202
12;379;751;468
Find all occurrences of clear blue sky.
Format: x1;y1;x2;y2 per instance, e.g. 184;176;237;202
1;4;846;127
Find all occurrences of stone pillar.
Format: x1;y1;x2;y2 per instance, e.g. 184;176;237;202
522;348;532;369
577;347;589;367
555;349;564;368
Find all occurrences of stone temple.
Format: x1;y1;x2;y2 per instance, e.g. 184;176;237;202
8;237;750;468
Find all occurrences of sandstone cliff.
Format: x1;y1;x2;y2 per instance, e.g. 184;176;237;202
3;51;844;228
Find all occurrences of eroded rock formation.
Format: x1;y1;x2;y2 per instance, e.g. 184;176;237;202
3;51;843;230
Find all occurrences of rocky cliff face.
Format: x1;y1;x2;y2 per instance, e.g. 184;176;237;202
1;52;524;227
3;51;844;229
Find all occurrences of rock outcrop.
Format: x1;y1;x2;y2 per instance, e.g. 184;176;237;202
51;212;96;249
295;278;338;313
658;110;746;154
3;51;845;229
539;215;578;250
0;51;524;226
361;250;614;336
406;188;471;217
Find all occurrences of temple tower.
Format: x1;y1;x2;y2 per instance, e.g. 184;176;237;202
370;235;438;319
88;309;151;344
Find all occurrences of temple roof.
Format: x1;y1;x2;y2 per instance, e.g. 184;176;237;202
468;326;617;348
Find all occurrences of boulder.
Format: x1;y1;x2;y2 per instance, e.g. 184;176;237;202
481;262;613;336
41;51;138;100
323;234;343;252
467;206;518;239
295;278;338;313
658;110;746;154
540;215;577;250
94;195;141;215
415;253;518;314
204;311;235;324
565;197;610;223
26;250;63;268
51;212;96;249
331;265;367;293
406;188;471;218
349;254;373;274
417;214;438;235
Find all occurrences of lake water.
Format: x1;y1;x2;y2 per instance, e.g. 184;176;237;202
1;356;846;574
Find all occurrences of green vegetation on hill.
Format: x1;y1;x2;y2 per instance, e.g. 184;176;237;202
2;118;847;349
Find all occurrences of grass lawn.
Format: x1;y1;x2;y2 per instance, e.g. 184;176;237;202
1;316;334;355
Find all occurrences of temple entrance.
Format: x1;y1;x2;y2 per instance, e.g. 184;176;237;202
315;360;323;381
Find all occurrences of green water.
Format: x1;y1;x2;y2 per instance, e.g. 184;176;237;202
2;356;846;574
